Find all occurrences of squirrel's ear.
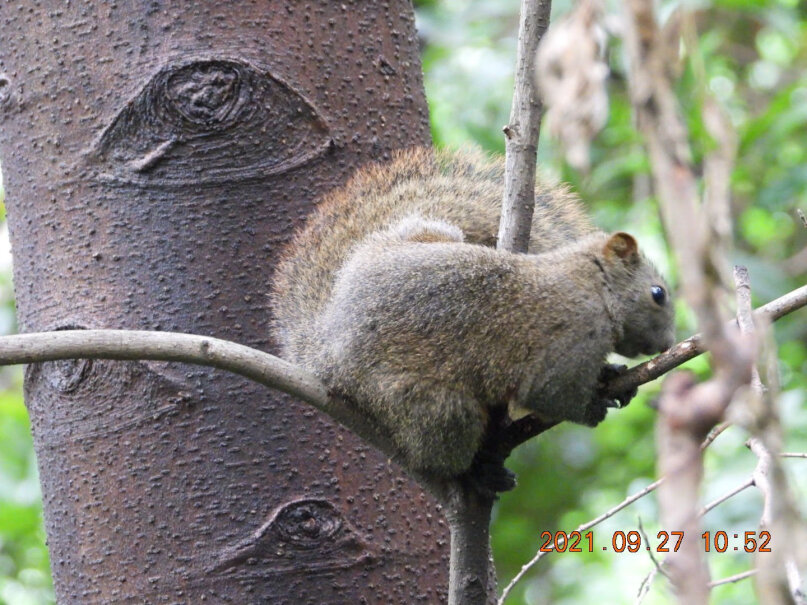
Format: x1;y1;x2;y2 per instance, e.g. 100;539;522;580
604;232;639;263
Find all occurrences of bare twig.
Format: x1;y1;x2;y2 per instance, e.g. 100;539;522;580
473;1;555;603
0;329;400;473
749;438;783;527
634;521;668;605
636;567;661;605
502;411;753;603
638;517;669;579
699;477;755;517
498;477;663;603
0;329;322;401
734;266;756;344
639;472;756;599
749;437;806;605
700;422;731;450
781;453;807;459
637;473;756;601
498;0;553;253
622;1;757;601
604;278;807;399
735;266;807;605
709;569;757;588
502;283;807;450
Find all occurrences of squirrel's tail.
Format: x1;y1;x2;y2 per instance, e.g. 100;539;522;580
270;147;595;363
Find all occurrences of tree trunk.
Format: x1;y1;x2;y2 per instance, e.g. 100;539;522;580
0;2;445;602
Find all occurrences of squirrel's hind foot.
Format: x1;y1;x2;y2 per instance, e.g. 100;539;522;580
463;450;517;499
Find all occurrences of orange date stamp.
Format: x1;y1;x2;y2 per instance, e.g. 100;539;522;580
539;530;772;553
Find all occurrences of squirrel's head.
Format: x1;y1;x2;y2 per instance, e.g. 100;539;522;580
601;232;676;357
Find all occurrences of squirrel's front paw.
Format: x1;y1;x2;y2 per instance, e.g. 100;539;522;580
597;363;638;408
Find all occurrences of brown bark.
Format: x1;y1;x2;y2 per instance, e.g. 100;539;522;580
0;2;445;603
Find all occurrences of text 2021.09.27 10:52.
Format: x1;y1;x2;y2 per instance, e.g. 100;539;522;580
539;530;772;553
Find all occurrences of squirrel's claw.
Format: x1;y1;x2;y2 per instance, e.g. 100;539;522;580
597;363;638;408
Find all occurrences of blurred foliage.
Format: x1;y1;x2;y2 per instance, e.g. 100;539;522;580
0;376;52;605
0;1;806;603
415;0;806;604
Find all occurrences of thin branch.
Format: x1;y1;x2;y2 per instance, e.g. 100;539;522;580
498;476;663;604
604;284;807;398
748;436;807;605
781;453;807;459
639;474;756;599
501;417;736;603
709;570;757;588
636;566;661;605
0;329;397;469
468;1;553;603
496;283;807;451
638;517;670;579
498;0;553;253
638;474;756;601
634;521;668;605
735;266;807;605
491;414;558;456
734;266;756;345
700;422;731;450
699;477;755;517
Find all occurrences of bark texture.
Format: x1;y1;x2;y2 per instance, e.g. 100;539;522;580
0;2;445;602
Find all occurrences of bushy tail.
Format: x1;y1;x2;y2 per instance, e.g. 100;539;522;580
270;147;596;363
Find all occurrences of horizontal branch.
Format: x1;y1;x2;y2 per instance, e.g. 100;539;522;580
0;329;396;460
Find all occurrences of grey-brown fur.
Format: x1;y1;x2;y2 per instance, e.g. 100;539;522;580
272;147;596;361
271;148;674;478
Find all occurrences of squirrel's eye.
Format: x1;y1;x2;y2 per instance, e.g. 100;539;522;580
651;285;666;306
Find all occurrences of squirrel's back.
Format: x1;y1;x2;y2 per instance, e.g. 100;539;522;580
271;147;596;361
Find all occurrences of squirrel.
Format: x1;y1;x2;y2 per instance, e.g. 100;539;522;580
271;147;675;481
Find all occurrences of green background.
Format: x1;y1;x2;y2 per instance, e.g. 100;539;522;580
1;0;806;603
